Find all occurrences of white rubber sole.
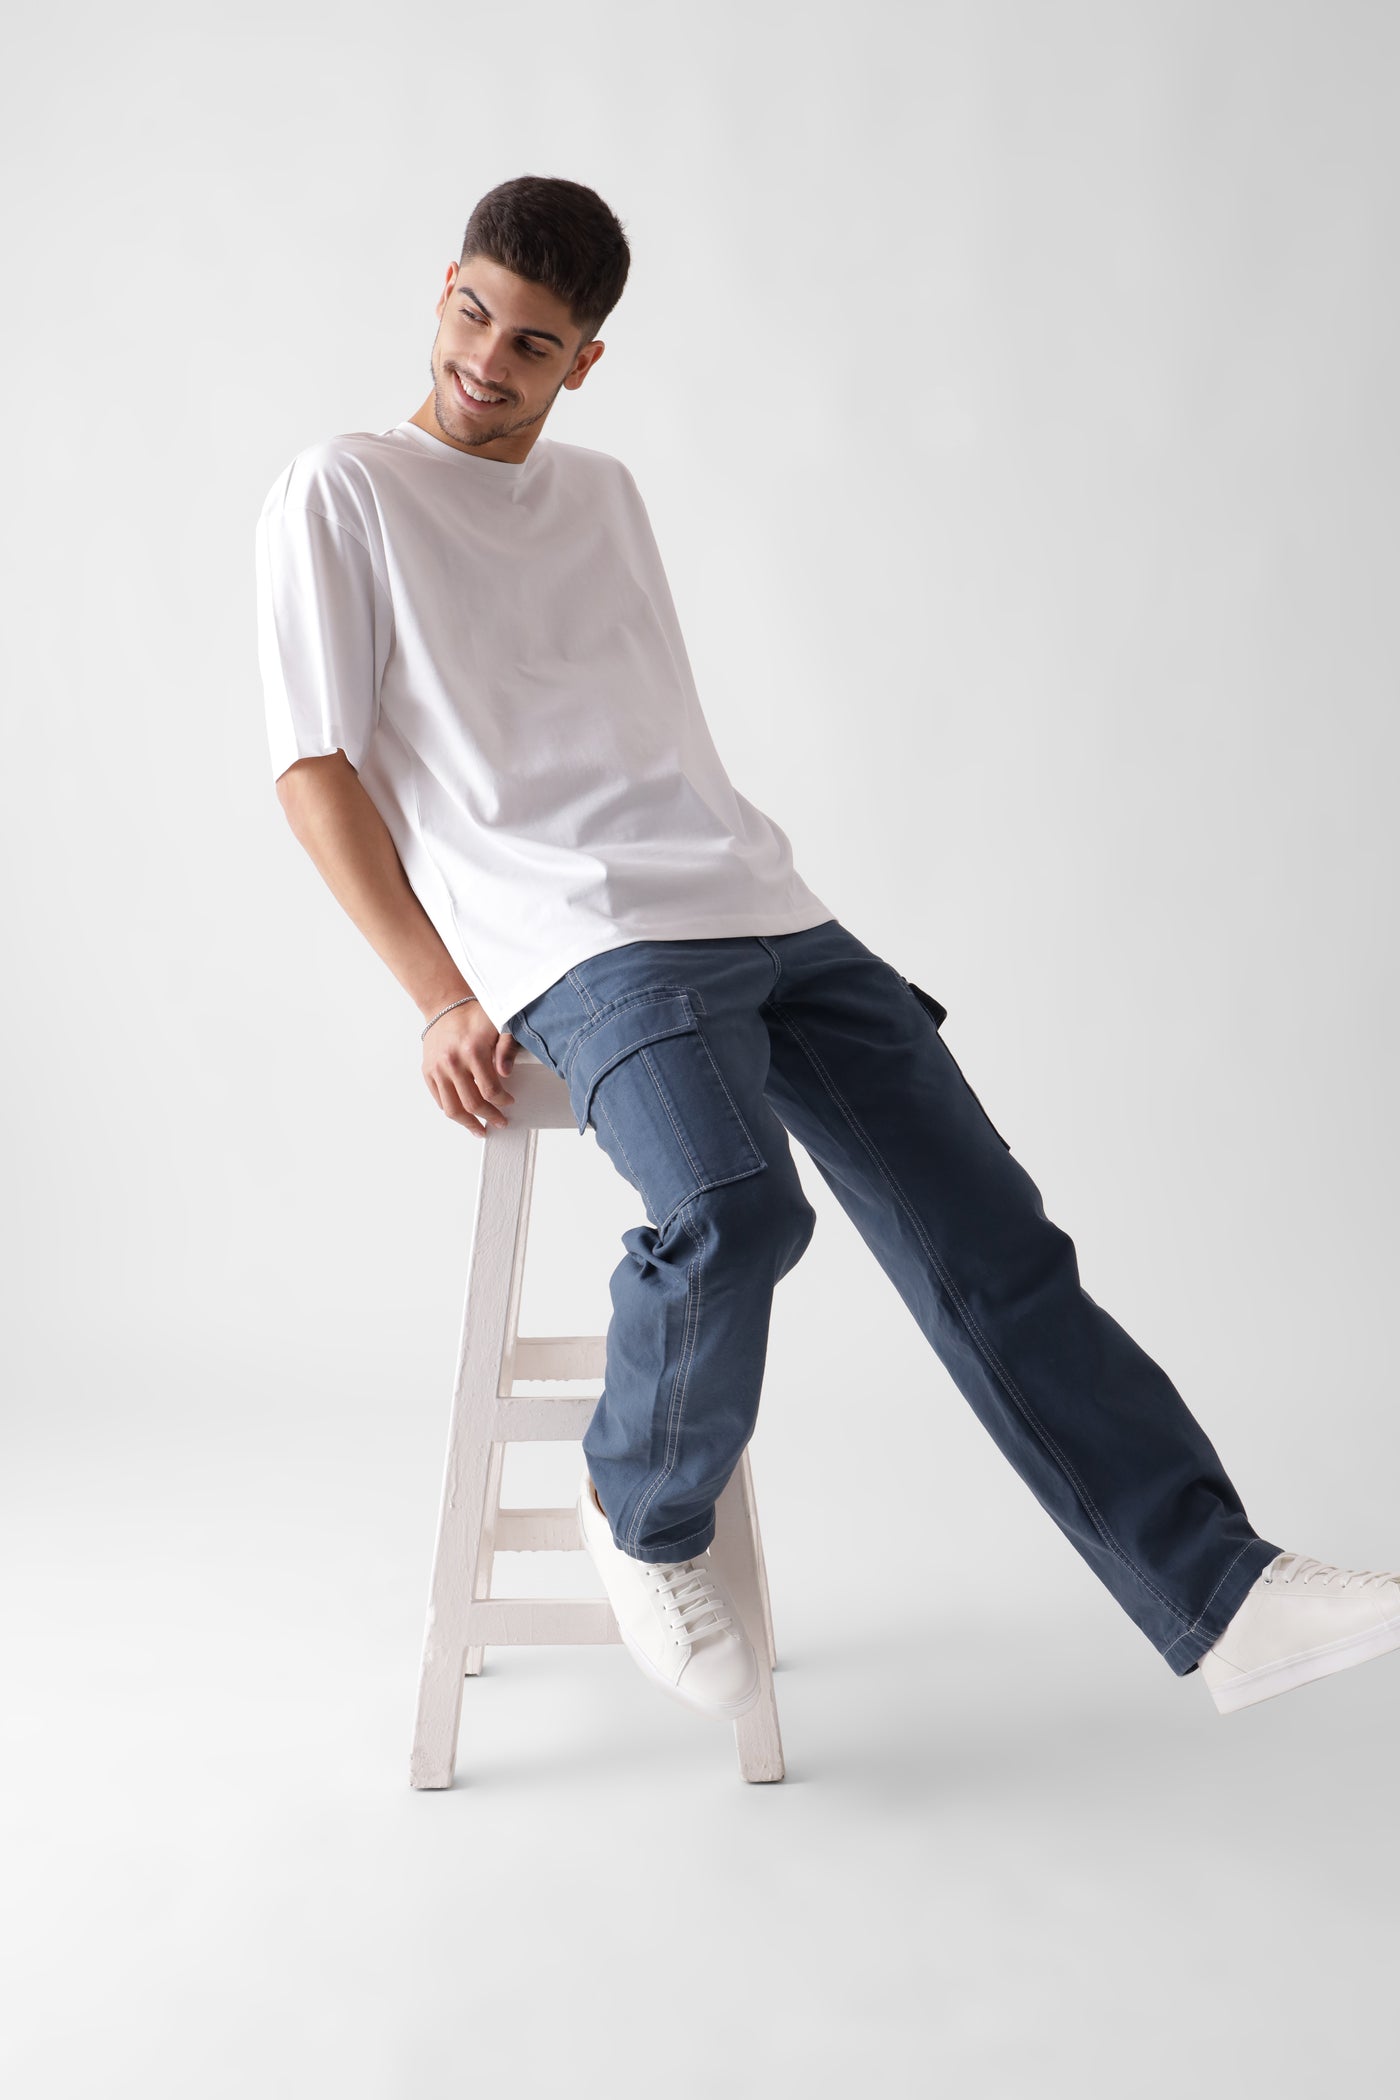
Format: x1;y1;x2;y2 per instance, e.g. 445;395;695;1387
616;1620;762;1721
1207;1613;1400;1714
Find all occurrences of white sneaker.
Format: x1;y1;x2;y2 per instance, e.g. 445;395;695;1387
1198;1551;1400;1714
576;1469;761;1720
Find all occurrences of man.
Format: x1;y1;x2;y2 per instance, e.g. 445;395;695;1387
257;173;1400;1729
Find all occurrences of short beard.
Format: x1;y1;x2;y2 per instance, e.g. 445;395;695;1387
428;352;559;449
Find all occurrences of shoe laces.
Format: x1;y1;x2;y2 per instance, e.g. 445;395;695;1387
1265;1551;1400;1594
650;1557;734;1649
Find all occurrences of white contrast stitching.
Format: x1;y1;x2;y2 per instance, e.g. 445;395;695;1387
772;1002;1195;1632
1161;1539;1261;1659
624;1196;705;1554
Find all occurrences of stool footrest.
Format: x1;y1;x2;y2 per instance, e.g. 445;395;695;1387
510;1335;607;1382
464;1598;621;1645
494;1507;586;1551
491;1394;600;1439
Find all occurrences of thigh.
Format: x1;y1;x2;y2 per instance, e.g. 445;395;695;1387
758;918;1046;1281
509;938;807;1238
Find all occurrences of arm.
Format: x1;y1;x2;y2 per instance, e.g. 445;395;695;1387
276;749;517;1138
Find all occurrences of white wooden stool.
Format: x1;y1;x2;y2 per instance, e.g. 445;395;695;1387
409;1045;785;1787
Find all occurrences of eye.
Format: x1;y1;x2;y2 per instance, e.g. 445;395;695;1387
457;305;547;358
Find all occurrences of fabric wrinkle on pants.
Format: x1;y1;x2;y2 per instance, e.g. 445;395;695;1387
503;918;1284;1677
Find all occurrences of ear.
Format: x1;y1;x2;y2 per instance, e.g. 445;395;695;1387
435;260;459;317
565;339;605;391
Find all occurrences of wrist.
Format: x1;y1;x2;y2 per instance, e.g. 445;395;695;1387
415;981;474;1023
420;992;480;1042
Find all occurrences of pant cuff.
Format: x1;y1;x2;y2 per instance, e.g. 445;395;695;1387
614;1519;717;1565
1163;1535;1288;1676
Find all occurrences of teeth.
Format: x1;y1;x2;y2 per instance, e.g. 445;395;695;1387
459;375;505;404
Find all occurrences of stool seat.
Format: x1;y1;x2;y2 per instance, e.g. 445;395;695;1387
410;1046;784;1786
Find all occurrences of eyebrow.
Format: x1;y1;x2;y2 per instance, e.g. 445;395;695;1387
455;283;566;349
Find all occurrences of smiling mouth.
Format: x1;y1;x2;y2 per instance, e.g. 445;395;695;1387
452;369;509;409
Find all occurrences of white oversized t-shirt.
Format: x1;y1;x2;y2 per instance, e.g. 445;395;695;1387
255;420;834;1032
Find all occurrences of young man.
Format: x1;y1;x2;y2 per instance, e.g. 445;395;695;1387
257;174;1400;1729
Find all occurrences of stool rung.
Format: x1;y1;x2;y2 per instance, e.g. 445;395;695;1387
491;1394;599;1439
494;1507;584;1551
510;1335;606;1382
464;1598;620;1645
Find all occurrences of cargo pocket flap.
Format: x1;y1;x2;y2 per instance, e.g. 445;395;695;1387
563;990;701;1136
905;978;949;1030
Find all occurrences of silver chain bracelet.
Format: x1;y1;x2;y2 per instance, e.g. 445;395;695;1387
421;994;479;1040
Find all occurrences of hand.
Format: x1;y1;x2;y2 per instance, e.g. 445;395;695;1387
421;1002;518;1137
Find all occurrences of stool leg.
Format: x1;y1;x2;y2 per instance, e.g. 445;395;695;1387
739;1446;778;1669
711;1458;785;1783
411;1127;531;1789
464;1439;506;1678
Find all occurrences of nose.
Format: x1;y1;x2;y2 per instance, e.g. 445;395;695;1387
465;352;511;395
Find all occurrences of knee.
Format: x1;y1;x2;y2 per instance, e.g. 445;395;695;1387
677;1166;817;1283
774;1190;818;1280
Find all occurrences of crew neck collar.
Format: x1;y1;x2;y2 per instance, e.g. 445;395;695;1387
391;418;545;479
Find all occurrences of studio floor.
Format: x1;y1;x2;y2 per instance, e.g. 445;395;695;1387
7;1336;1399;2100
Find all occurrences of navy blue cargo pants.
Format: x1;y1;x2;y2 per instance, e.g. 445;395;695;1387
504;916;1283;1676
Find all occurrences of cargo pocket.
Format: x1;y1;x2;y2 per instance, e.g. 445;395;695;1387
561;986;768;1231
900;975;1012;1151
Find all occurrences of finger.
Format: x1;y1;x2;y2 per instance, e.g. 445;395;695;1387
495;1031;519;1079
448;1065;507;1132
430;1065;487;1137
474;1058;515;1112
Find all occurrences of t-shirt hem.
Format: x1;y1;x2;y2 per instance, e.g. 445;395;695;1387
484;898;838;1035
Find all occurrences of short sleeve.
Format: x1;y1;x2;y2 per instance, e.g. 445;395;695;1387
255;486;391;783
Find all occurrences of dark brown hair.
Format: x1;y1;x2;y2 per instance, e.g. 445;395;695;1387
460;175;631;347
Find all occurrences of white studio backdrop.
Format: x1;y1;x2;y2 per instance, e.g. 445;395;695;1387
6;0;1400;1668
6;0;1399;1647
3;3;1399;2092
